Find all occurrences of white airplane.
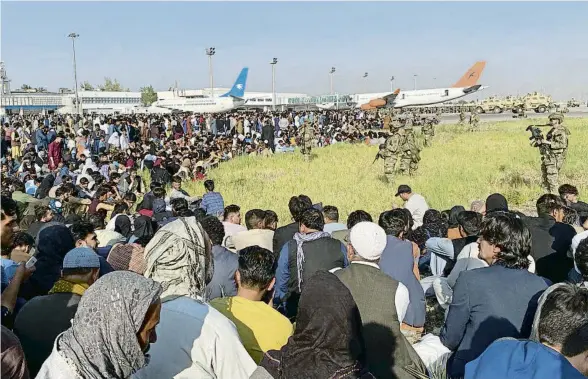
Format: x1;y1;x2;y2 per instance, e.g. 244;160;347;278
153;68;248;113
355;61;487;110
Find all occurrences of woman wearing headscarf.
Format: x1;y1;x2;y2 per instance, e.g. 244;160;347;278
19;224;75;300
128;215;155;244
36;271;163;379
134;217;256;379
82;157;98;175
114;214;133;240
35;174;55;199
252;271;375;379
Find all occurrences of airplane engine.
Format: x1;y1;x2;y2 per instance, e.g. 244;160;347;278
360;103;375;110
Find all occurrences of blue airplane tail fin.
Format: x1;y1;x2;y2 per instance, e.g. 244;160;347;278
220;68;248;98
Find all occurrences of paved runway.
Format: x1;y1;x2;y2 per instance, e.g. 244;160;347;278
440;106;588;124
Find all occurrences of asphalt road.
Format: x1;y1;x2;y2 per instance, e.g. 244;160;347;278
440;106;588;124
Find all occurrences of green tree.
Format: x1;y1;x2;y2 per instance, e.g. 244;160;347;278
20;84;32;91
35;87;47;93
81;81;94;91
98;77;128;92
140;85;158;106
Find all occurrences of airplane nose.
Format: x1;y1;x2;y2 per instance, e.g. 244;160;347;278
463;84;482;94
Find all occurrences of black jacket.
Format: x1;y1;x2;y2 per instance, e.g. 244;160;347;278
273;222;299;255
524;215;575;283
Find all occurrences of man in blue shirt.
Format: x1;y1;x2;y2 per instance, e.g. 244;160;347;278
200;179;225;218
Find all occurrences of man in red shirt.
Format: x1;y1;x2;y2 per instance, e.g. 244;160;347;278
48;132;64;170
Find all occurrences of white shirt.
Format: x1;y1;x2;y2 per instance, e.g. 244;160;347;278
133;297;256;379
231;229;274;252
333;261;410;323
222;221;247;238
404;193;429;230
571;230;588;273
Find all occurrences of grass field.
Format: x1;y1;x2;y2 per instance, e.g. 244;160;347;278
183;118;588;226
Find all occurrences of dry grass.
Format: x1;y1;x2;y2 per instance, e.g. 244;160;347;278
181;117;588;226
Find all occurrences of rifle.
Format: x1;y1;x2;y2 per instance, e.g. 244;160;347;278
372;144;385;164
526;124;550;154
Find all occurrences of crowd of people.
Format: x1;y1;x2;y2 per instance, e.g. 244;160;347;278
1;110;588;379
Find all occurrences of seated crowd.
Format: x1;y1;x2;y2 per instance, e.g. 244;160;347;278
1;177;588;379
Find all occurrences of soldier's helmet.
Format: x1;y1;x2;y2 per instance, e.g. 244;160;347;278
548;113;564;123
378;143;386;150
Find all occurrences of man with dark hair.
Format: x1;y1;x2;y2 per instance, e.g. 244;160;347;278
426;211;483;277
7;232;35;264
525;193;576;283
232;209;273;252
14;247;100;376
275;207;347;320
210;246;292;363
322;205;346;235
70;221;113;277
331;209;373;244
378;209;426;333
170;175;199;203
263;210;278;231
467;283;588;378
415;212;549;378
25;205;53;239
222;204;246;238
559;183;588;218
200;179;224;218
272;195;313;254
1;196;19;250
200;216;238;300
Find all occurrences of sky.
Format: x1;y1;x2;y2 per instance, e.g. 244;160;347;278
2;1;588;100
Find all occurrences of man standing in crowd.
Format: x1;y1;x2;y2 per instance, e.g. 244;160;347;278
396;185;429;229
222;204;247;239
211;246;293;364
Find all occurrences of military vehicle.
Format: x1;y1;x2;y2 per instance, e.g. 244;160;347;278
567;98;580;107
475;96;521;114
512;92;553;114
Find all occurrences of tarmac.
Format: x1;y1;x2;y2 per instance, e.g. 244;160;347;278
440;106;588;124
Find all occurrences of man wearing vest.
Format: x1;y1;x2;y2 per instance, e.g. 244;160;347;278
334;222;427;379
274;207;348;320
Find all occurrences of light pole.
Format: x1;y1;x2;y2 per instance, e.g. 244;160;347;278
68;33;80;116
270;58;277;111
413;74;418;90
363;72;368;93
329;67;336;94
205;47;215;97
390;76;395;92
433;77;437;87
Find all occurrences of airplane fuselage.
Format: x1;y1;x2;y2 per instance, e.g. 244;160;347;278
154;97;244;113
354;86;485;109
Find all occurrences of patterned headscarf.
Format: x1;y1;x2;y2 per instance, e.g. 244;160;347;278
107;243;147;275
57;271;162;379
143;217;211;302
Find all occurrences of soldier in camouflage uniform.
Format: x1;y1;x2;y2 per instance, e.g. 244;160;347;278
469;109;480;131
299;119;313;161
398;124;420;176
380;123;402;183
458;109;467;126
534;113;569;193
422;116;436;147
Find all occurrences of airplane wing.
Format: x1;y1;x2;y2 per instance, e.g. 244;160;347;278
365;89;401;108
